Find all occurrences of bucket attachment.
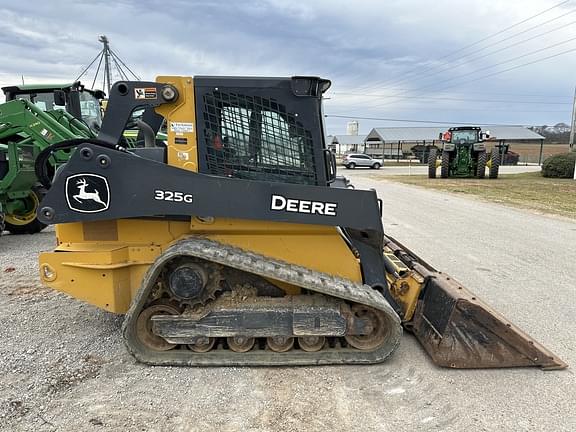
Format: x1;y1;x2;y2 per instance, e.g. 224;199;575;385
384;236;567;370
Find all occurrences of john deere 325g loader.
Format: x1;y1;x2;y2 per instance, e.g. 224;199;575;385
35;76;566;369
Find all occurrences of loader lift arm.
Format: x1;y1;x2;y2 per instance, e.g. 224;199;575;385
36;77;566;369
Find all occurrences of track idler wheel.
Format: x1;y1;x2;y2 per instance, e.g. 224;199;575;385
135;300;181;352
188;337;216;353
227;336;255;353
345;305;388;351
298;336;326;352
267;336;294;352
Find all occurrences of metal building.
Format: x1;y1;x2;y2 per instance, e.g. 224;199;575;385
325;134;367;155
364;126;547;163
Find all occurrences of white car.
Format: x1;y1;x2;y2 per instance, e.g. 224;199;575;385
342;153;381;169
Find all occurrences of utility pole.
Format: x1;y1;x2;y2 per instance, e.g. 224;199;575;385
569;86;576;180
569;85;576;151
99;35;113;96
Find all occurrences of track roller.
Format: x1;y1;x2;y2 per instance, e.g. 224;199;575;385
227;336;255;353
298;336;326;352
188;337;216;353
267;336;294;352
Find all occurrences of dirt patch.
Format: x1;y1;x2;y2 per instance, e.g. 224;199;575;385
8;285;52;297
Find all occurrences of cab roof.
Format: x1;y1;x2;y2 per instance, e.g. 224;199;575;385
2;81;105;99
448;126;481;132
2;82;78;92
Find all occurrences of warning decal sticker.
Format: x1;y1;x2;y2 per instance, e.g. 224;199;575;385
135;88;158;100
170;122;194;133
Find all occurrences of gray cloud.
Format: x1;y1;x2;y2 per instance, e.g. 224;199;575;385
1;0;574;132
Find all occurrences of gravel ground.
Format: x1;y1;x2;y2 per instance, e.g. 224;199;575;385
0;173;574;431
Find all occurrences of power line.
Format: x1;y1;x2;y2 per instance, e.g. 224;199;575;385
422;0;572;61
325;103;569;113
389;36;576;96
377;13;576;91
433;46;576;91
353;0;572;93
346;44;576;111
324;114;526;126
447;109;570;113
110;49;141;81
332;92;573;105
76;51;101;83
413;47;576;99
91;53;104;90
333;89;571;98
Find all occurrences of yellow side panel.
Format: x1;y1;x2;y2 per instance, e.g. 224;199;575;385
39;245;159;313
187;217;362;282
154;76;198;172
55;219;192;245
41;219;362;314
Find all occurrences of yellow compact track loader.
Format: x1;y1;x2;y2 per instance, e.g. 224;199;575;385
35;76;566;369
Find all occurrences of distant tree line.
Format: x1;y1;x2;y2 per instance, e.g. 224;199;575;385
528;123;570;143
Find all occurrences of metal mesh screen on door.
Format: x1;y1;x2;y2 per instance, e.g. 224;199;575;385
201;91;317;185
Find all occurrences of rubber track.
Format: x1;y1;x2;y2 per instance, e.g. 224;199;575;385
123;237;402;366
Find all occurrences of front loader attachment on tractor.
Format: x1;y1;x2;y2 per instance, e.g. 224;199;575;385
385;236;567;370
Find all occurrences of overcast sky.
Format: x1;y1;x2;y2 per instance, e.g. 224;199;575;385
1;0;575;134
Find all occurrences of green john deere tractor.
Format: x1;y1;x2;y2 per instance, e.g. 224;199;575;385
0;98;97;234
0;81;106;235
2;81;105;129
3;82;167;147
0;81;166;236
428;126;500;179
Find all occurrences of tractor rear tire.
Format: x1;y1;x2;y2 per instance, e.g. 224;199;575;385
477;151;487;179
440;151;450;179
428;148;437;178
5;187;47;235
489;148;501;179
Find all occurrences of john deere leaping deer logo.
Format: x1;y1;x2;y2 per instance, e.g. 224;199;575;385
65;174;110;213
73;178;106;206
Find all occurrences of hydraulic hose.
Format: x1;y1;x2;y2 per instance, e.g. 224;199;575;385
35;138;128;189
135;120;156;148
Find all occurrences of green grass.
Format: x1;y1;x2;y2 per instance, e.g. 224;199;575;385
383;171;576;219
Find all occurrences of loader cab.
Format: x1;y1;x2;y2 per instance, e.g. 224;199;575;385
193;76;335;186
98;77;335;184
2;82;105;131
